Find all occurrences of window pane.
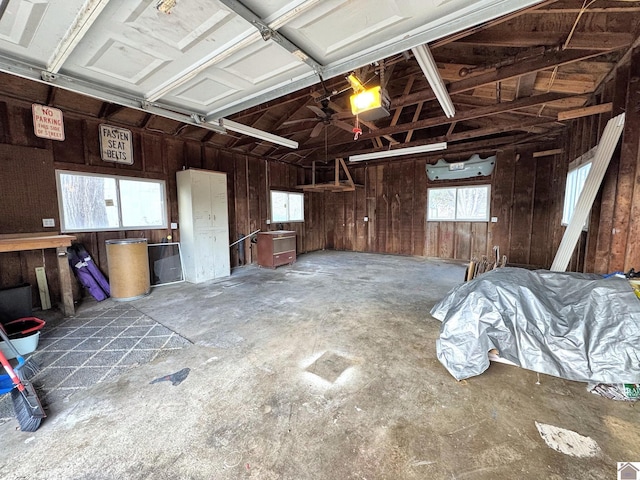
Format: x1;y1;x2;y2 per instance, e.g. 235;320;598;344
120;179;165;227
288;193;304;221
271;191;289;222
428;188;456;220
58;173;119;230
456;186;489;221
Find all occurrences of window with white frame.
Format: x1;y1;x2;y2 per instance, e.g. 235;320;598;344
427;185;490;221
562;161;591;227
56;170;167;232
270;190;304;222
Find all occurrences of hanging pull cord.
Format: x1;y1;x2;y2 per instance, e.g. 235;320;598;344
353;115;362;141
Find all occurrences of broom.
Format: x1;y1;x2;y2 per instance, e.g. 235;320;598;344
0;349;46;432
0;326;45;431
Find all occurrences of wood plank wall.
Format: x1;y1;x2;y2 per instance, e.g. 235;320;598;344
582;47;640;273
316;150;561;266
0;96;309;308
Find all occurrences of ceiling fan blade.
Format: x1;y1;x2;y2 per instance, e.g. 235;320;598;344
280;118;318;127
310;122;325;137
307;105;326;118
332;119;355;134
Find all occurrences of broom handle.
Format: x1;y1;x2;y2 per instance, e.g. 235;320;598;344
0;349;24;390
0;324;27;368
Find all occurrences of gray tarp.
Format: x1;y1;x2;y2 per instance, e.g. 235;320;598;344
431;268;640;383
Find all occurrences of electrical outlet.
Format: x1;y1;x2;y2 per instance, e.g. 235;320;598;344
170;222;178;229
364;216;369;222
42;218;55;227
266;219;271;224
491;216;498;223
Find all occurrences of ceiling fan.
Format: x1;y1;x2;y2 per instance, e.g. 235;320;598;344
282;98;355;138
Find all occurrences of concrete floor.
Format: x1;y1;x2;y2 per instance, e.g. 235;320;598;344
0;251;638;479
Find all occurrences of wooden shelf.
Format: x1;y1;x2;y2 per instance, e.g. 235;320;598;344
0;234;76;253
0;233;77;316
296;158;362;193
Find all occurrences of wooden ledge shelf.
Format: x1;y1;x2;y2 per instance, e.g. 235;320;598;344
0;233;77;316
297;158;362;193
0;233;76;253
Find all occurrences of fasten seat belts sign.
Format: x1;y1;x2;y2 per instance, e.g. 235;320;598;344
99;124;134;165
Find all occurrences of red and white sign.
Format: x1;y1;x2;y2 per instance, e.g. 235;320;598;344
32;104;65;141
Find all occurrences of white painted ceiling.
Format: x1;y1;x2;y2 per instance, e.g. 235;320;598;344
0;0;543;137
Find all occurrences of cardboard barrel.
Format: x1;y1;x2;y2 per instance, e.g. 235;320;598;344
106;239;150;301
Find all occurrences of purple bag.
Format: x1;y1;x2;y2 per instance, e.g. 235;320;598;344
68;245;110;301
73;244;111;296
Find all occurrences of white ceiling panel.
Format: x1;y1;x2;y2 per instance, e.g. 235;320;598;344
124;3;232;53
161;39;312;113
0;0;87;65
174;76;240;106
58;0;253;95
0;0;545;139
223;42;304;85
85;38;170;85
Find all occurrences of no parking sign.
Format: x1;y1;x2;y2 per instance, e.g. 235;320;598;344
32;104;65;141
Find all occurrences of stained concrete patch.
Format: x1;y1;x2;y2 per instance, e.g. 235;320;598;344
306;351;353;383
535;421;601;458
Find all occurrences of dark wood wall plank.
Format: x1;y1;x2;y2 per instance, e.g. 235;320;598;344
622;58;640;270
412;160;427;257
530;156;553;267
490;149;516;259
509;152;536;265
0;144;58;233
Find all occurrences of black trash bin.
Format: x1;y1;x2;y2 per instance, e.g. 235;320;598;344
0;283;32;324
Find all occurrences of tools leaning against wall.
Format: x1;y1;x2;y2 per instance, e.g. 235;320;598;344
465;246;508;281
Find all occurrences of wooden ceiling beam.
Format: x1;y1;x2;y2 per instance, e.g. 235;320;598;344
532;7;640;13
98;103;126;119
430;0;558;48
557;102;612;121
455;32;633;50
361;91;571;140
392;48;617;110
297;134;532;166
533;148;563;158
293;116;559;161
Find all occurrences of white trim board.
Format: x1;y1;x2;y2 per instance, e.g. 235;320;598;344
550;113;625;272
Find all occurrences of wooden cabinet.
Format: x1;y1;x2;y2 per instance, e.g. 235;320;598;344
177;169;230;283
257;231;296;268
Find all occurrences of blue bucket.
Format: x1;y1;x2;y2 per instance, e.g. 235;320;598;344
0;373;14;394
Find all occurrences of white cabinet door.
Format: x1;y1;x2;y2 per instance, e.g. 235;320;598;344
210;174;228;229
192;173;213;229
177;168;230;283
193;229;216;283
212;229;230;278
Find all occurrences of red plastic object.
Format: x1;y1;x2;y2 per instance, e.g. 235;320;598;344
3;317;45;338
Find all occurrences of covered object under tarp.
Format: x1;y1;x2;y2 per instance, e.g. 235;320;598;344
431;268;640;383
